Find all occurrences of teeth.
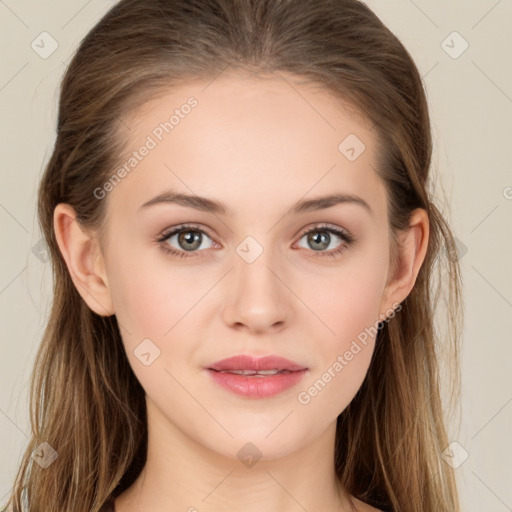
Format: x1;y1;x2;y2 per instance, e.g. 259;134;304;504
218;369;290;376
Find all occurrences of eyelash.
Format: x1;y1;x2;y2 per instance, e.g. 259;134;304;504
155;223;355;260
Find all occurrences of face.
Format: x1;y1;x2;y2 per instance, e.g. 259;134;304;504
95;71;396;461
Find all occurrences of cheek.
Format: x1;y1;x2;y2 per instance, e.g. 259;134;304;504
106;249;202;360
294;242;389;408
107;260;205;397
301;244;389;346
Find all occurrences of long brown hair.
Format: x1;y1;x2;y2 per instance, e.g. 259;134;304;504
3;1;463;511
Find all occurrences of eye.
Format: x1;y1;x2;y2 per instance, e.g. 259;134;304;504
156;222;355;260
295;223;355;258
156;224;216;259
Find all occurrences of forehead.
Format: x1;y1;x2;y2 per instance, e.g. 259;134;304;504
121;70;374;147
105;71;386;222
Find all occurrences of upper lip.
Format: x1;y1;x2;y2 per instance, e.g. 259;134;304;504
207;355;307;372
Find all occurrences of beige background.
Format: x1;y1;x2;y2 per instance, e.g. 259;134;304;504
1;1;511;510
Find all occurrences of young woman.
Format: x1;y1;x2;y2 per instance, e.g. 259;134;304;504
3;0;463;511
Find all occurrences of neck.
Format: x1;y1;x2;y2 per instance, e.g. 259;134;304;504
114;398;355;512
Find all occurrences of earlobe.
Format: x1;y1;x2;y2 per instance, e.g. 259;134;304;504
53;203;115;316
380;208;429;314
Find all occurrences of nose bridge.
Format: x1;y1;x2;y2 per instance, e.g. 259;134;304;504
222;234;290;331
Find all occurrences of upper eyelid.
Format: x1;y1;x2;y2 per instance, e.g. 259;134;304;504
159;223;215;241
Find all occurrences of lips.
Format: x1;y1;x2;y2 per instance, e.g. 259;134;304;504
207;354;307;373
205;355;308;398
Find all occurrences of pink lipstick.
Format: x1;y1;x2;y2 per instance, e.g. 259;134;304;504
205;354;308;398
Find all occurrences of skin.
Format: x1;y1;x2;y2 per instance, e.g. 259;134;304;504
54;71;429;512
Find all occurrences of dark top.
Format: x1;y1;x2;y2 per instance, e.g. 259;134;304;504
99;496;115;512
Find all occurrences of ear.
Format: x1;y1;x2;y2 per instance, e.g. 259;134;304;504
379;208;429;316
53;203;115;316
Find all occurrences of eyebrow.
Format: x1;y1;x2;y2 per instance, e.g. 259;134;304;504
138;190;373;216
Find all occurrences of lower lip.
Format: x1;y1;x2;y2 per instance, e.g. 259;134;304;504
206;369;308;398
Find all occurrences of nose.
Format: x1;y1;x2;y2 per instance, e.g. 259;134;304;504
221;247;291;334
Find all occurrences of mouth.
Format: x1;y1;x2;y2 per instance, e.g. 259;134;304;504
205;354;308;398
209;368;299;376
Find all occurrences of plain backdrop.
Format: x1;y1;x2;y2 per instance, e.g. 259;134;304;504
1;1;511;510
